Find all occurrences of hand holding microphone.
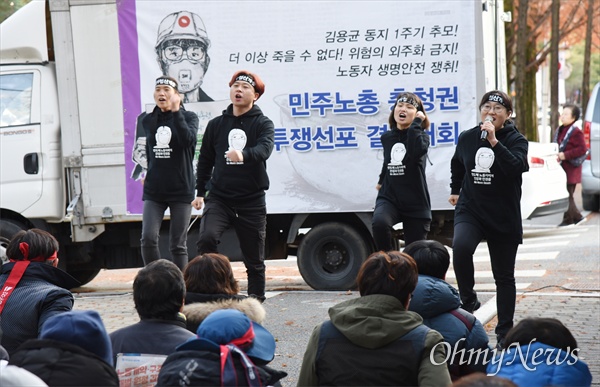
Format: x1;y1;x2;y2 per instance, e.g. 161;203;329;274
480;116;493;141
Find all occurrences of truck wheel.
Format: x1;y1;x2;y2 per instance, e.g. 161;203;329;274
67;267;101;286
297;222;369;290
582;193;600;212
0;219;27;264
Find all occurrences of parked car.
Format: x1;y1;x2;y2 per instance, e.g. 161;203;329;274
522;141;569;219
581;82;600;212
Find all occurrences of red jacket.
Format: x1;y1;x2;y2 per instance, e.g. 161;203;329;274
555;124;587;184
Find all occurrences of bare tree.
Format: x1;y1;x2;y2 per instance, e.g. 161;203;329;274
550;0;560;131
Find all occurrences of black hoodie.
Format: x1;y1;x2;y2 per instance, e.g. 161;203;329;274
142;106;199;203
195;104;274;206
376;117;431;220
450;121;529;241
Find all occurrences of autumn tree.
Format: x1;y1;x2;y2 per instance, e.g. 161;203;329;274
504;0;600;140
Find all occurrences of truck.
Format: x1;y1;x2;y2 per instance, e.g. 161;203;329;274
0;0;567;290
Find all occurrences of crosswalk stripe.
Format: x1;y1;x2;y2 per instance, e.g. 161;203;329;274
446;283;532;291
445;269;546;279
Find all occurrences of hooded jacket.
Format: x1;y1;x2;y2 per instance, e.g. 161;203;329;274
195;104;274;206
409;275;490;378
183;294;266;334
141;106;199;203
377;117;432;220
450;121;529;241
0;262;80;355
486;342;592;387
297;294;451;386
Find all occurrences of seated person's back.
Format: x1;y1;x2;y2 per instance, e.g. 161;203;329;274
0;229;79;355
297;250;452;386
404;240;490;379
109;260;195;365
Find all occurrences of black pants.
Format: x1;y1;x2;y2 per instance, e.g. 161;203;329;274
452;221;518;336
196;197;267;299
562;183;583;224
372;199;430;251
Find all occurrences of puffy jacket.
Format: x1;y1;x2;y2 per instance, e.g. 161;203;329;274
409;275;490;378
298;294;451;386
9;339;119;386
487;341;592;387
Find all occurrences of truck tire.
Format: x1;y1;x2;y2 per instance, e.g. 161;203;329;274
67;267;101;286
582;193;600;212
297;222;369;291
0;219;28;264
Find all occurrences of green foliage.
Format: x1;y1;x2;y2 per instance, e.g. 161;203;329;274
0;0;32;23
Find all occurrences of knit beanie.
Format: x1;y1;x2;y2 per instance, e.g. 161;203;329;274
40;310;113;365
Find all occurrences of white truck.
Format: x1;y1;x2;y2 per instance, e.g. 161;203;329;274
0;0;567;289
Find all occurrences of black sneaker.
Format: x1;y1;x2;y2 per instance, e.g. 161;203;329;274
558;221;572;227
461;298;481;313
575;217;587;225
496;334;506;350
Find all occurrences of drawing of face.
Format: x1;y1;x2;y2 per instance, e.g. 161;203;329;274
475;147;494;171
155;11;211;102
155;126;172;148
228;128;247;150
390;143;406;165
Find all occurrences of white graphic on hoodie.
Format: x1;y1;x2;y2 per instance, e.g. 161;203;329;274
471;147;495;184
153;126;173;158
388;142;407;176
226;128;247;165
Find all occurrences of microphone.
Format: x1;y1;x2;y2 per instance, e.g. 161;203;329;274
480;116;493;141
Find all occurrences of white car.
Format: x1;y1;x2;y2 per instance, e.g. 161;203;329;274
521;141;569;219
581;82;600;211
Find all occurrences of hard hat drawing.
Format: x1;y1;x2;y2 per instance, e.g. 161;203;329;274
155;11;211;50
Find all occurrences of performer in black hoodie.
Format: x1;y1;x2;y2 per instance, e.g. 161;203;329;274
192;70;274;302
140;75;199;270
448;90;528;349
372;91;431;251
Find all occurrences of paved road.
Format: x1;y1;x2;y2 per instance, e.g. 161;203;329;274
73;212;599;386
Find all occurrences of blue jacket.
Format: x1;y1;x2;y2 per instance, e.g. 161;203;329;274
486;342;592;387
409;275;490;377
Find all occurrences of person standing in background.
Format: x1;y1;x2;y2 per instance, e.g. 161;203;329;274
372;92;431;251
192;70;274;302
448;90;528;349
140;76;199;270
554;104;587;227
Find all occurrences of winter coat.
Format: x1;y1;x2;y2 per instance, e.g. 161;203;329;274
555;124;587;184
409;275;490;378
0;262;79;355
486;341;592;387
109;319;195;366
195;104;274;206
9;339;119;386
297;294;451;386
183;294;266;334
141;106;199;203
450;121;529;242
377;117;432;220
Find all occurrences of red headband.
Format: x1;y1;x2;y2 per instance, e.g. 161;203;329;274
11;242;57;263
